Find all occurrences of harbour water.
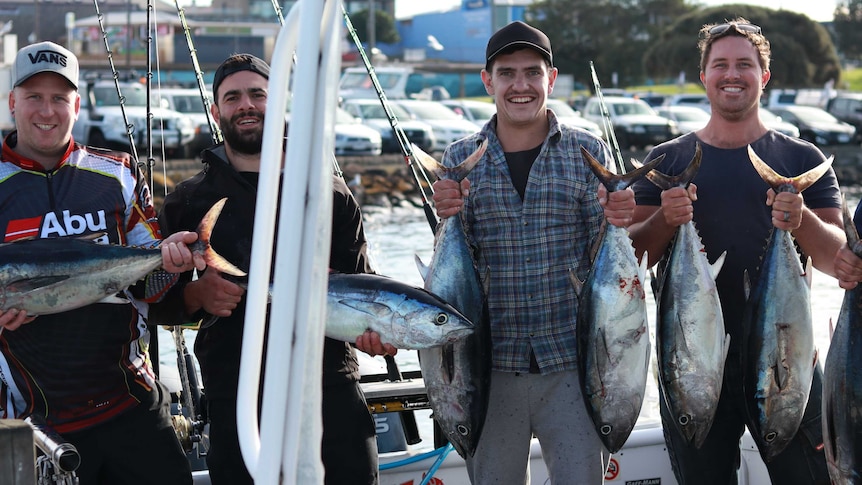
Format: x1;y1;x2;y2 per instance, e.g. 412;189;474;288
157;190;860;451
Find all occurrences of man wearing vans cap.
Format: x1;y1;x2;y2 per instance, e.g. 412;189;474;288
13;41;78;90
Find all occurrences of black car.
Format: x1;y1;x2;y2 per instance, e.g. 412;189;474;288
769;106;856;146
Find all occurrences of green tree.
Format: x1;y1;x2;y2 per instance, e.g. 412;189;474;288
527;0;694;90
643;5;840;89
348;8;401;45
834;0;862;62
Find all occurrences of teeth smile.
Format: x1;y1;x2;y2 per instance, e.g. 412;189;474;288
723;87;742;93
36;124;52;130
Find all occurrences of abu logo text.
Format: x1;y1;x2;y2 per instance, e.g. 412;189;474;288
42;210;106;237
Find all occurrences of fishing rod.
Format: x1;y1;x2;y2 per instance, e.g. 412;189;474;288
144;0;156;190
173;0;222;144
267;0;343;179
589;61;626;175
92;0;140;168
341;5;439;234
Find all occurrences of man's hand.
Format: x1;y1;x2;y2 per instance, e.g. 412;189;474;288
355;330;398;357
431;178;470;219
184;269;245;318
161;231;206;273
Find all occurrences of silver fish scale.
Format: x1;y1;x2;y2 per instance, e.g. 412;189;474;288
656;221;729;449
744;227;815;462
822;284;862;483
578;223;651;454
324;273;474;349
0;238;163;315
418;208;490;459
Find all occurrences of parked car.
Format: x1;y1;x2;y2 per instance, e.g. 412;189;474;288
768;105;856;146
825;92;862;142
441;99;496;129
655;105;709;134
334;107;382;156
664;93;711;113
154;87;215;157
545;98;604;138
760;108;800;138
73;79;197;158
394;99;478;152
582;96;679;149
340;98;435;154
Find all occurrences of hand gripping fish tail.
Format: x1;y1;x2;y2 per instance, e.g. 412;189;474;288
188;197;246;277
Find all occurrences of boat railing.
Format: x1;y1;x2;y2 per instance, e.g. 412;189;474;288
25;415;80;485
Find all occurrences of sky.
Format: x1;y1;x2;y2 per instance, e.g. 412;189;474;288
394;0;840;23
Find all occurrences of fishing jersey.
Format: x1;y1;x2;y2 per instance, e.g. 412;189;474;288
0;131;175;433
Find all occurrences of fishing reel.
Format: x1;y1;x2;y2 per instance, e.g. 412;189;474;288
171;413;205;453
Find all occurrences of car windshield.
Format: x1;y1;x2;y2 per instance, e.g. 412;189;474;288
168;95;206;114
401;102;461;120
546;100;579;118
93;85;148;107
336;107;359;124
670;109;709;122
610;101;654;116
355;102;412;120
465;103;496;119
793;107;840;123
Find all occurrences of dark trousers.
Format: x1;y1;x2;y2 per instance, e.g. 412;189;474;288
66;382;192;485
206;381;378;485
660;356;830;484
322;382;379;485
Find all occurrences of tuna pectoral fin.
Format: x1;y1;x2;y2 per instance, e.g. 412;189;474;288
415;255;429;282
7;275;71;293
335;298;393;318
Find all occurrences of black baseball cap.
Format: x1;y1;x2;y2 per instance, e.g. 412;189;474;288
485;21;553;70
212;53;270;99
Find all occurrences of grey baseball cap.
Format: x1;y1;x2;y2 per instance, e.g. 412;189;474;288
13;41;79;90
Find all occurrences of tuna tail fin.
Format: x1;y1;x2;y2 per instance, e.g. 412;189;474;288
644;143;702;191
195;198;247;277
748;145;833;194
580;145;665;192
412;139;488;182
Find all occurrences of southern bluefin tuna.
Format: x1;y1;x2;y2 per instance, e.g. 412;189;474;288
743;146;831;461
325;272;474;349
573;147;663;453
646;143;730;449
822;198;862;483
413;140;491;458
0;197;244;316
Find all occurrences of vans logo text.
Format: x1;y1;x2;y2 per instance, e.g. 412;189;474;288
27;50;68;68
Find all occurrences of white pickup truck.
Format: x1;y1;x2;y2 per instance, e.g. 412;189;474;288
73;79;197;158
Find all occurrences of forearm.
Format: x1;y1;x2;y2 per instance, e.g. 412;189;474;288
629;206;677;267
793;206;845;277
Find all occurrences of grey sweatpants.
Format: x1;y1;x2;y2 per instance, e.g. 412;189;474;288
466;370;608;484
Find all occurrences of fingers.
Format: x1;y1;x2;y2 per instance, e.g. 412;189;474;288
431;179;469;219
0;308;35;331
769;191;802;230
602;188;635;228
161;231;200;273
355;331;398;357
660;186;694;227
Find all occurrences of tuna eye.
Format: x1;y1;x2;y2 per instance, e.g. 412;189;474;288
435;313;449;326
